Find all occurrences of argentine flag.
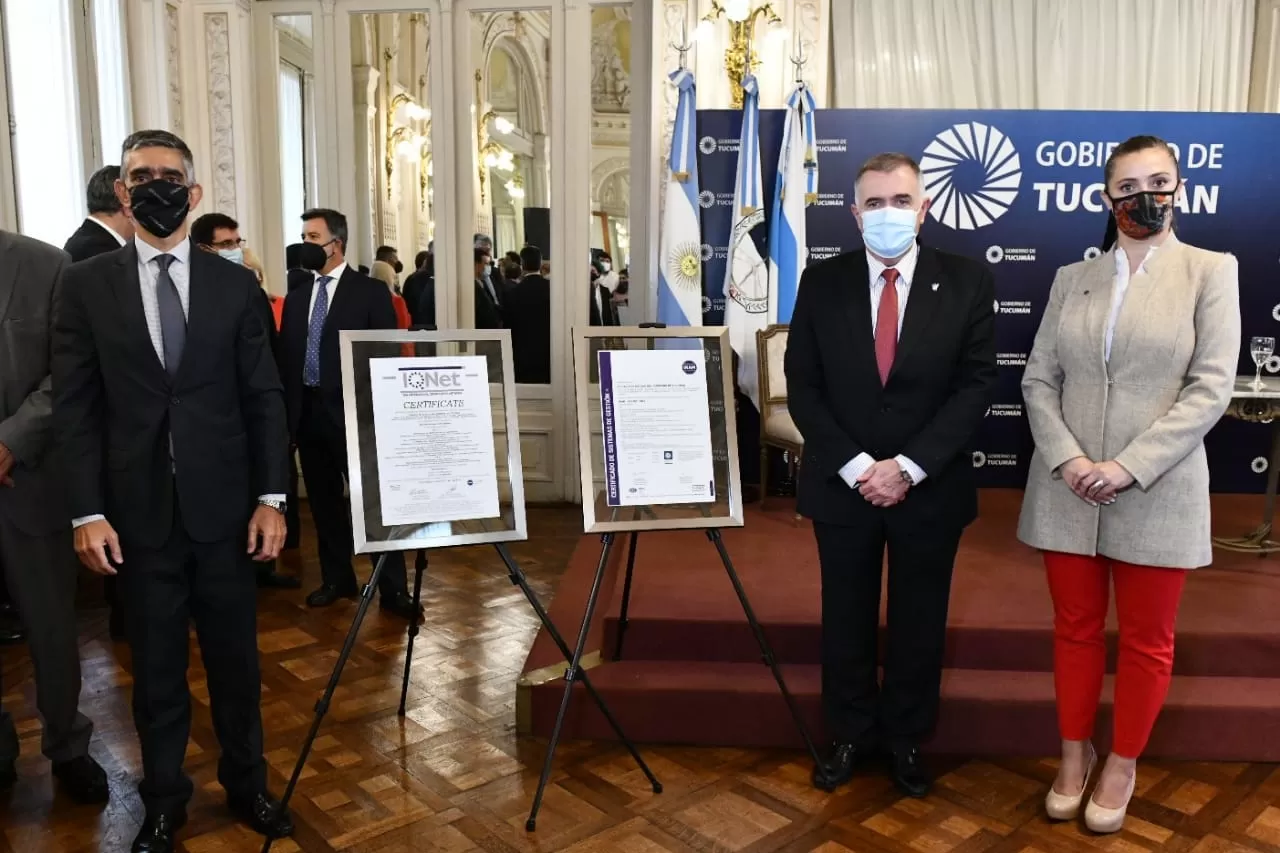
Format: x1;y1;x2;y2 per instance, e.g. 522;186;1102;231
656;68;703;328
769;83;818;324
722;74;770;410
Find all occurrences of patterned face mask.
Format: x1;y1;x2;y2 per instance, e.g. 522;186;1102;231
1108;190;1175;240
128;180;191;239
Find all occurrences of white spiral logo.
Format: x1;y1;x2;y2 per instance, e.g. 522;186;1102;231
1084;247;1103;261
1253;457;1269;474
700;244;714;261
922;122;1022;231
972;451;987;468
698;190;715;209
699;136;717;155
985;246;1004;264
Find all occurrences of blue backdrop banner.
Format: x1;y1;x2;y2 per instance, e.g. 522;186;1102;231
695;108;1280;492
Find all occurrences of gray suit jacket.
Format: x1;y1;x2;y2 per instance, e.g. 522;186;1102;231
1017;235;1240;569
0;231;69;536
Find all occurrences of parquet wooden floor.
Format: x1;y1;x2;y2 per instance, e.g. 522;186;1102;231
2;506;1279;852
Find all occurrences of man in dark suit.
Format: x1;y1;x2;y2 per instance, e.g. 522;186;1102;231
64;164;134;262
0;231;107;803
52;129;294;851
784;152;997;798
502;245;551;383
278;209;417;619
63;165;137;640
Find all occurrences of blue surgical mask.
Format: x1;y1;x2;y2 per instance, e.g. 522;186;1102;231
859;207;919;258
217;247;245;265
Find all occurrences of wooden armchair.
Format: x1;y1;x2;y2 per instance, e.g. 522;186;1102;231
755;324;803;509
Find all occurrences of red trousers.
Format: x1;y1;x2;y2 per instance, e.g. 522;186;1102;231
1044;551;1187;758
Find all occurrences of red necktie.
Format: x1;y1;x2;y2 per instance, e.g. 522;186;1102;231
875;268;899;385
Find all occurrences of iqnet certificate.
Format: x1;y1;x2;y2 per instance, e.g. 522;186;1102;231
369;356;501;525
598;348;716;507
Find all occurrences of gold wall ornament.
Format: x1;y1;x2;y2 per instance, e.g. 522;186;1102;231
699;0;782;109
474;70;515;206
384;91;430;200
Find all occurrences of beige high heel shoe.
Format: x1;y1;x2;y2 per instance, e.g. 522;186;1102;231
1084;771;1136;833
1044;744;1097;820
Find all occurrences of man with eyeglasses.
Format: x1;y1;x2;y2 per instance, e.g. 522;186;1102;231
191;213;301;590
52;129;294;852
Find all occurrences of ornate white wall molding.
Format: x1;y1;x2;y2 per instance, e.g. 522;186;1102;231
204;12;237;215
166;3;184;133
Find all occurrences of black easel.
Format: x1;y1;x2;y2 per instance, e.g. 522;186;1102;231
263;536;658;849
605;526;822;772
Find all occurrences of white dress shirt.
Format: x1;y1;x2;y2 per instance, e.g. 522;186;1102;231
837;244;928;490
89;216;128;246
1106;244;1159;362
72;237;283;528
307;262;346;320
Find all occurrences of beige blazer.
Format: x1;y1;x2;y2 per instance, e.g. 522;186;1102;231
1016;235;1241;569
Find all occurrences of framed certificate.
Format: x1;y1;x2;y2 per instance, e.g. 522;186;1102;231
573;326;744;533
339;329;528;553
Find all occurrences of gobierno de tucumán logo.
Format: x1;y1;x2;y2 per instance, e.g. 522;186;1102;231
920;122;1022;231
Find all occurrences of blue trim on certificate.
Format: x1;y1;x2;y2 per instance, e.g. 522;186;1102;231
599;350;621;507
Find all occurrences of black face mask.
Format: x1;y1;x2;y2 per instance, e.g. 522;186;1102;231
393;260;403;274
1107;189;1175;240
298;241;329;271
129;180;190;239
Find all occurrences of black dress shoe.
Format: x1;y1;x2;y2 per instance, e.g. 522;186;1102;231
53;754;109;804
131;810;186;853
379;591;422;621
813;742;866;792
890;745;932;798
0;759;15;790
228;791;294;838
306;583;357;607
0;623;24;645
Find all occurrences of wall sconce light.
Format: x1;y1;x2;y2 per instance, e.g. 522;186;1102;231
474;70;515;205
384;88;431;199
504;174;525;200
697;0;783;108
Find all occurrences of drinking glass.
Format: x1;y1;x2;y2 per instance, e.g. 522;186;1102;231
1251;336;1275;390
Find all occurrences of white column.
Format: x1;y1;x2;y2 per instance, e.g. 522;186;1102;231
126;0;181;131
352;65;379;267
184;0;262;246
529;132;550;207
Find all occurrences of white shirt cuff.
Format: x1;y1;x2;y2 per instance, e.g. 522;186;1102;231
258;494;286;503
837;453;876;488
72;514;105;528
895;454;927;485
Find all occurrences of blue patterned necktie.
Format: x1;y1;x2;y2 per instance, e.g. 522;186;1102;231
154;254;185;380
303;276;331;387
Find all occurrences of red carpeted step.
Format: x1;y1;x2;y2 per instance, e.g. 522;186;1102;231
526;661;1280;762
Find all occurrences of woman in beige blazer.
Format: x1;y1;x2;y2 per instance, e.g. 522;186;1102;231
1017;135;1240;833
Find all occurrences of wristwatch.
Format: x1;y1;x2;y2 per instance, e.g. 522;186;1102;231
897;465;916;486
259;498;287;515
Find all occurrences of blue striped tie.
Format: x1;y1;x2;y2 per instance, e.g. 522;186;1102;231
303;276;331;387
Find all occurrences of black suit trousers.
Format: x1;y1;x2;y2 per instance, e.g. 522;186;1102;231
295;389;407;596
813;514;961;748
121;499;266;813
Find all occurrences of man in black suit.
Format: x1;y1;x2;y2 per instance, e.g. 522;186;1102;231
278;209;417;619
784;152;997;798
52;129;294;851
63;164;134;262
588;265;619;327
63;165;137;640
502;246;551;383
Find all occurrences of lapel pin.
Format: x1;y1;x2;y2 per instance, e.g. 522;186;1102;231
931;282;940;292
